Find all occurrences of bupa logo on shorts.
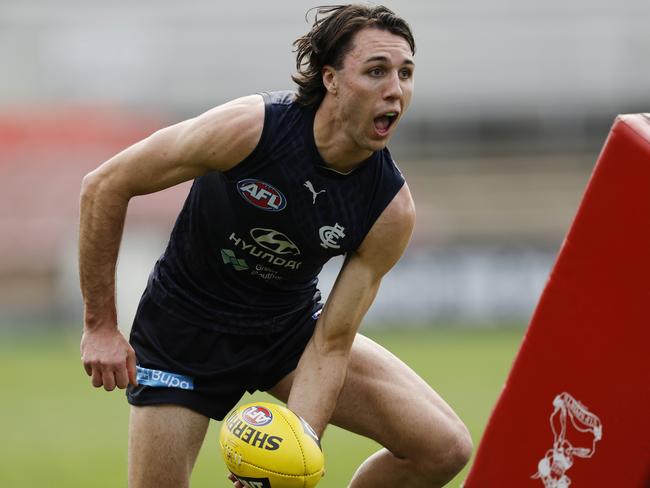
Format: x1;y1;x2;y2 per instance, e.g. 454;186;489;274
237;179;287;212
242;405;273;427
136;366;194;390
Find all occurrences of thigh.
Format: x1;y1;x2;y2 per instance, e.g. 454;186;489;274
129;404;210;488
268;334;467;459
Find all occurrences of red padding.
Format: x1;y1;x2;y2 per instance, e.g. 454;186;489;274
464;114;650;488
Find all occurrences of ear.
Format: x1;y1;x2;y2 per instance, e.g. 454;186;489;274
322;65;338;96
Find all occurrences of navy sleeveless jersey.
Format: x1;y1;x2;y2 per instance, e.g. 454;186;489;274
147;91;405;334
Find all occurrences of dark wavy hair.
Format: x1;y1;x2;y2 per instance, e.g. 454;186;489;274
292;4;415;108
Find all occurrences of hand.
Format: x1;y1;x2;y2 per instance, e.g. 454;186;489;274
227;473;244;487
80;325;138;391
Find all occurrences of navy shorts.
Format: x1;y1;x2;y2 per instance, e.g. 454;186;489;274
126;291;320;420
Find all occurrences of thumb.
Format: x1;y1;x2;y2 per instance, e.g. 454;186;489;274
126;349;138;387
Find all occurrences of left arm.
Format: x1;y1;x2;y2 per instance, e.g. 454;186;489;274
287;184;416;437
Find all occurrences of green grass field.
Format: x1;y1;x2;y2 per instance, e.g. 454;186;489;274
0;325;525;487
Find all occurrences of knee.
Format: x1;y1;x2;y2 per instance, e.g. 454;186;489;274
417;421;473;483
441;423;473;476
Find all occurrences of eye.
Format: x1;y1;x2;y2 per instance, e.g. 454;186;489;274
399;68;413;80
368;67;385;77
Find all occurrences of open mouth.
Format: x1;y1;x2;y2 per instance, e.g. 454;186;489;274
374;112;399;135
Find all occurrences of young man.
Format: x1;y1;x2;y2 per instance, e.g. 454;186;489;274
79;5;472;487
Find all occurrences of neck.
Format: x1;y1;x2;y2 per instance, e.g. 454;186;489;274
313;95;374;173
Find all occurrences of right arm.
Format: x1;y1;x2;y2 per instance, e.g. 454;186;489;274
79;94;265;391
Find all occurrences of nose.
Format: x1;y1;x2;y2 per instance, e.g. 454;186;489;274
383;70;403;100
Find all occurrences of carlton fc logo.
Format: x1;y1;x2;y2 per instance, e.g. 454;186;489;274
319;223;346;249
237;179;287;212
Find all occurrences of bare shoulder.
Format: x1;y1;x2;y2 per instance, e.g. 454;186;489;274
181;94;265;172
375;183;416;231
356;183;416;275
84;94;265;198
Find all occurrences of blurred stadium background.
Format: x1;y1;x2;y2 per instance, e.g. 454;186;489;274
1;1;648;486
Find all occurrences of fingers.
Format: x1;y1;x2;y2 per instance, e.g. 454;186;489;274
80;330;137;391
227;473;244;488
126;348;139;387
91;366;104;388
86;361;133;391
101;369;117;391
115;366;129;390
90;363;117;391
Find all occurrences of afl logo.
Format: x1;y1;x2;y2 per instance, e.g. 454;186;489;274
242;406;273;427
237;179;287;212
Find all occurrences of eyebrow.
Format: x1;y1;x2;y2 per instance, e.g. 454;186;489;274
363;55;415;66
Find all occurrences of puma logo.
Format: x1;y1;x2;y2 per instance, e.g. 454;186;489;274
304;180;326;204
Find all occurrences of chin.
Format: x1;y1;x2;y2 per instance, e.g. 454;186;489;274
352;131;390;155
366;136;390;151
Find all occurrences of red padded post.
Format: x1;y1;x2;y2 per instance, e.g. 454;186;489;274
464;114;650;488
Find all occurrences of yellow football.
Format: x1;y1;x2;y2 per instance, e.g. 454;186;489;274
219;402;325;488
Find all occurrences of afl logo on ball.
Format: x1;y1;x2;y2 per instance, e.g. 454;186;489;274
242;406;274;427
237;179;287;212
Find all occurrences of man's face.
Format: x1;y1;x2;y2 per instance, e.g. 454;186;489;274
326;27;415;153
